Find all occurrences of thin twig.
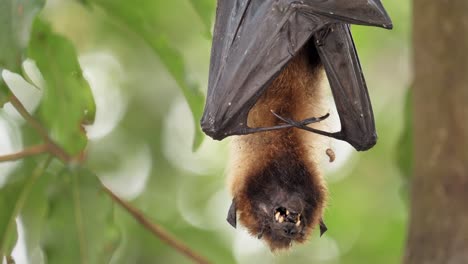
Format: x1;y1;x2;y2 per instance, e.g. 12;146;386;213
102;186;211;264
8;92;71;163
8;94;49;140
0;144;48;162
45;142;72;163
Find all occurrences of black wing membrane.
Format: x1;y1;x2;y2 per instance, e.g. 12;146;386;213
299;0;392;29
314;24;377;151
201;0;392;150
202;0;325;139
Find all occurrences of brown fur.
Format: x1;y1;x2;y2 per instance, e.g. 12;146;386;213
228;45;329;251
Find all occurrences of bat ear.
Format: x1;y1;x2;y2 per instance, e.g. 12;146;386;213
311;0;393;29
319;219;328;237
227;199;237;228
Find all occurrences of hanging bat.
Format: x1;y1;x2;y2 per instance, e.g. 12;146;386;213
200;0;392;251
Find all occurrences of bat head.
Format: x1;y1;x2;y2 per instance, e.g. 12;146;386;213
229;154;327;251
255;191;309;249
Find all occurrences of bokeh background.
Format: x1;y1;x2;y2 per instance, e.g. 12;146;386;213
0;0;411;263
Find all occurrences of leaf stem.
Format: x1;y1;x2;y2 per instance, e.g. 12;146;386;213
8;91;71;163
0;144;48;162
71;172;89;264
8;93;49;140
102;187;211;264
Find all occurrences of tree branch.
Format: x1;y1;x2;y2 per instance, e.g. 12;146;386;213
102;186;211;264
0;144;48;162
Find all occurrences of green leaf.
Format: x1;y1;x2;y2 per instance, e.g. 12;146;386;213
0;157;51;257
28;18;96;155
0;0;45;106
0;196;18;257
188;0;215;38
89;0;205;150
0;81;9;108
20;169;52;263
149;36;205;150
41;168;119;264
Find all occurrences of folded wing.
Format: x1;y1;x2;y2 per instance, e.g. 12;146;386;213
314;24;377;150
201;0;392;150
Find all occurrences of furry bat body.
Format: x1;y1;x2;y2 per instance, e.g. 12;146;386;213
200;0;393;251
228;45;328;250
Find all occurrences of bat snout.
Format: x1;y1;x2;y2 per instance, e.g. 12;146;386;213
272;222;302;240
282;223;299;237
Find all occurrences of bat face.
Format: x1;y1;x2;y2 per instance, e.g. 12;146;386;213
252;195;316;250
250;196;308;249
231;152;327;251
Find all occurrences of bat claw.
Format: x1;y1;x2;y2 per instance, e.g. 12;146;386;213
315;26;332;46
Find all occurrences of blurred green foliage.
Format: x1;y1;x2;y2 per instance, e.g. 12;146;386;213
89;0;206;150
29;18;96;155
40;168;119;264
0;173;20;255
0;0;45;106
0;0;411;263
0;157;49;257
188;0;216;38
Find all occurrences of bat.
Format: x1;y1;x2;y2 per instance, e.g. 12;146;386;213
200;0;392;251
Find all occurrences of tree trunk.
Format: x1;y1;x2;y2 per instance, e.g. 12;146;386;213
404;1;468;264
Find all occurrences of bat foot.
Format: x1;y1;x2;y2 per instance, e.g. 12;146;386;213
271;111;346;140
270;110;329;125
